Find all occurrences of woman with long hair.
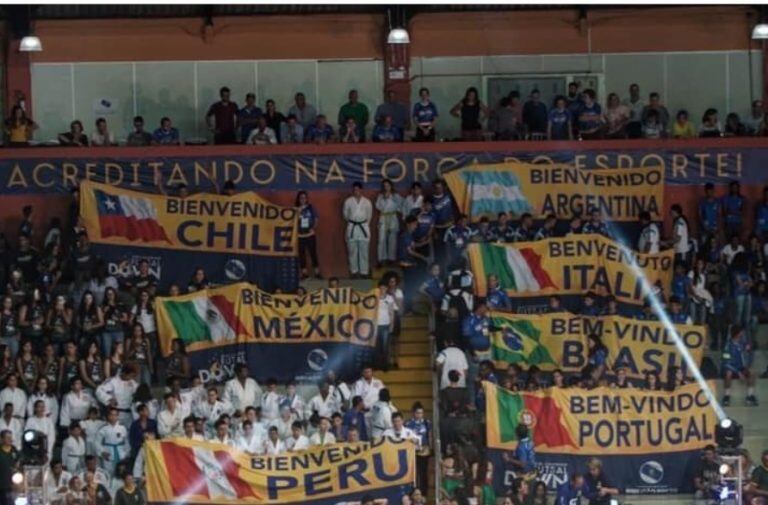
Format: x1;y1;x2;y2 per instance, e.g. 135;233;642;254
18;288;46;351
126;323;153;386
187;267;210;293
688;256;712;325
451;86;488;141
295;190;321;279
643;371;662;391
46;295;73;353
15;339;38;392
79;341;104;390
165;338;190;384
77;290;104;347
587;333;609;382
58;341;80;395
4;105;37;147
100;287;126;358
39;342;60;393
666;365;687;392
0;345;13;385
0;296;20;358
26;376;58;421
104;340;125;379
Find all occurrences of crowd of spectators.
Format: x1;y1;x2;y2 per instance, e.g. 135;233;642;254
4;82;766;146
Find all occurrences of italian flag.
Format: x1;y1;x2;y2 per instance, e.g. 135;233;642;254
162;294;250;345
484;381;576;450
158;441;260;500
489;316;556;367
476;243;557;294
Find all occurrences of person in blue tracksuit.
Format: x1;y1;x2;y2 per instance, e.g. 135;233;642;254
556;473;589;505
722;324;757;407
755;186;768;240
698;182;721;255
721;180;744;239
486;274;511;311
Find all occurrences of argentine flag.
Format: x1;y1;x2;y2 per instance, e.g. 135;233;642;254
463;169;532;217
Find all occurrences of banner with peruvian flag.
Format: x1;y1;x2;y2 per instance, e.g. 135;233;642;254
145;438;415;504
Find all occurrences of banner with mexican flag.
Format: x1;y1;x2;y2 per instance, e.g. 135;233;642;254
488;311;706;381
467;234;674;306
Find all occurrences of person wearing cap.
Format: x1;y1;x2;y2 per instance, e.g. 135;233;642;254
584;457;620;505
722;324;757;407
343;182;373;278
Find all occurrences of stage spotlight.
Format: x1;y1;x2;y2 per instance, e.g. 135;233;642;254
11;472;23;485
13;497;27;505
715;418;743;450
21;430;46;465
719;463;731;476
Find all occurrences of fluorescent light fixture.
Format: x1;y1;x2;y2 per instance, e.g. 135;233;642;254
19;36;42;52
387;27;410;44
753;23;768;39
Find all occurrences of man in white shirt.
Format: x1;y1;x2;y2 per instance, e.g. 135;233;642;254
222;364;262;415
95;365;139;429
343;181;373;278
182;417;204;441
0;374;27;421
59;378;95;428
235;420;264;455
637;211;660;254
285;421;310;452
721;234;745;266
668;204;690;263
263;426;285;455
261;379;281;422
61;422;87;474
209;419;234;447
25;400;56;462
246;116;277;145
376;282;397;368
195;386;232;439
45;459;72;505
0;403;22;449
436;337;468;390
309;417;336;447
305;381;340;420
158;394;184;438
96;407;130;476
352;367;384;410
382;412;421;448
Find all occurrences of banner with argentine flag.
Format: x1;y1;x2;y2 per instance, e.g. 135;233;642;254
145;438;415;504
443;162;664;221
468;234;674;306
155;283;379;382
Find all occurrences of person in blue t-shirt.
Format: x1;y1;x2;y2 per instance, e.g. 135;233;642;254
722;324;757;406
371;114;403;143
462;301;490;400
151;117;181;145
304;115;335;144
237;93;263;142
431;179;455;265
580;292;601;316
413;87;438;142
444;214;473;265
413;199;436;258
582;208;611;238
721;180;744;239
399;215;428;314
486;274;511;311
491;212;517;243
472;216;495;243
419;263;445;310
755;186;768;239
534;214;558;241
587;333;609;381
576;89;604;139
504;424;537;475
668;295;692;324
670;262;691;308
514;213;535;242
730;253;753;333
556;473;589;505
296;190;321;279
547;95;573;140
698;182;721;255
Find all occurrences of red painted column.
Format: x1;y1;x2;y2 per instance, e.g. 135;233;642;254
4;37;32;116
763;39;768;107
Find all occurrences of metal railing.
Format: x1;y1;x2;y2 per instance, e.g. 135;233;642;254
428;308;442;504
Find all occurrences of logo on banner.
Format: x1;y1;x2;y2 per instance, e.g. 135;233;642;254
107;255;162;279
225;259;247;281
536;462;569;490
639;461;664;485
197;350;247;384
307;349;329;372
519;408;537;429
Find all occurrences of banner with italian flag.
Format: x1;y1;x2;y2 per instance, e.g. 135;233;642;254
145;438;415;504
468;235;674;306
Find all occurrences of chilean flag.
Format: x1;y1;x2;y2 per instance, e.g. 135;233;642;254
95;189;171;243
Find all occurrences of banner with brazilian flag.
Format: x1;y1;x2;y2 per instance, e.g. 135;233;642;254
488;311;706;381
484;381;717;495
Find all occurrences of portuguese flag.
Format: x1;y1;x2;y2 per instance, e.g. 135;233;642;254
489;314;556;368
484;381;576;450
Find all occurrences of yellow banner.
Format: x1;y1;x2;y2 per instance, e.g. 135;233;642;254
488;311;706;381
468;234;674;305
146;438;415;504
79;180;298;256
443;162;664;221
156;284;379;356
484;382;716;455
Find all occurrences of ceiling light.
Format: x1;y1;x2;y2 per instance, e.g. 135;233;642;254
387;28;410;45
753;23;768;39
19;36;42;52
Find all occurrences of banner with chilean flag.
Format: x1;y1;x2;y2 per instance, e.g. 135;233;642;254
94;188;171;243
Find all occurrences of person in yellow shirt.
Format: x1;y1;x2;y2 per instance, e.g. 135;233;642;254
4;106;37;146
671;109;697;139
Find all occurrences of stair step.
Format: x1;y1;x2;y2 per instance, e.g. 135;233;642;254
399;342;430;355
377;369;433;383
398;331;427;343
387;382;434;397
397;355;432;369
402;317;429;330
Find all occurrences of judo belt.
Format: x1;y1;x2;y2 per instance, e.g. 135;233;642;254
347;220;369;239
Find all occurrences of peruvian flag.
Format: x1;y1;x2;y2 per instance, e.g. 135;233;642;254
95;189;171;243
161;442;260;500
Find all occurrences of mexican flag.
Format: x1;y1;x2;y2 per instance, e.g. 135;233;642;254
161;294;250;345
484;381;576;451
476;243;557;293
489;315;556;368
